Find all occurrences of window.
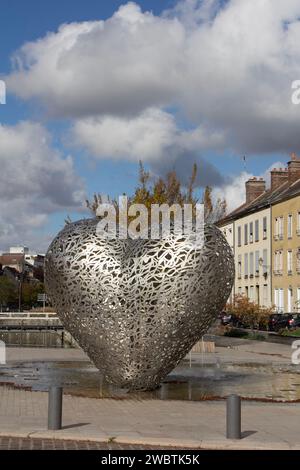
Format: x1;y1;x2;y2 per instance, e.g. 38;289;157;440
274;288;278;310
249;286;254;301
275;217;284;239
249;252;254;277
288;288;293;312
263;249;268;275
275;218;278;237
237;255;242;278
256;285;260;305
297;288;300;312
255;251;260;274
238;287;242;295
263;285;268;307
279;288;284;312
274;252;278;271
279;217;284;238
244;224;248;245
238;226;241;247
255;220;259;242
287;250;293;274
297;248;300;272
280;250;283;271
288;214;293;239
249;222;253;243
244;253;248;277
274;250;283;273
275;288;284;312
263;217;267;239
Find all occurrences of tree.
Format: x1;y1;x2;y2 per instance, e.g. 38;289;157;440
0;276;18;311
87;162;227;223
21;282;44;308
202;186;227;223
228;294;273;330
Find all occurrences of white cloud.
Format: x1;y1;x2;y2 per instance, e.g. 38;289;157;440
213;171;252;212
71;108;178;162
0;121;85;251
71;107;227;162
7;3;185;118
6;0;300;157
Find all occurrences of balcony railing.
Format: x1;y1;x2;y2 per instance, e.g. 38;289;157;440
273;269;283;276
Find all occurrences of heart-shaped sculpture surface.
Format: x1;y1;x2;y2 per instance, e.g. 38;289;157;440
45;219;234;390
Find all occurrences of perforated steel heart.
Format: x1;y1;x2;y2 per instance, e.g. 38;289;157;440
45;219;234;390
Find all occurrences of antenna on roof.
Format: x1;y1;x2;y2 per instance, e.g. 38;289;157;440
242;155;247;172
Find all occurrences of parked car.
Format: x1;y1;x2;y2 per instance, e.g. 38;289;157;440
220;311;232;325
220;312;244;327
268;313;294;332
287;314;300;330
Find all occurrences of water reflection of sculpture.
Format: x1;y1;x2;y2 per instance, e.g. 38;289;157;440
45;219;234;391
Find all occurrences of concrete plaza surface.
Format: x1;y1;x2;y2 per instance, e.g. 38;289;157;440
3;336;296;366
0;386;300;450
0;341;299;450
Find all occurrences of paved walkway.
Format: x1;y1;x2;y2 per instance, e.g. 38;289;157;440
0;386;300;449
0;436;180;450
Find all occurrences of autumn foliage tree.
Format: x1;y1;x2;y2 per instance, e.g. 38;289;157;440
87;162;227;223
228;294;273;330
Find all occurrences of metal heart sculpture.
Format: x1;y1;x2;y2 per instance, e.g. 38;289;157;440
45;219;234;390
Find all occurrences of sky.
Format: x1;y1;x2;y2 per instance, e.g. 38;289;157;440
1;0;300;253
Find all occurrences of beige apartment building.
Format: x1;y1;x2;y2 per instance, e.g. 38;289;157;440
219;153;300;311
271;162;300;312
219;177;272;307
219;221;234;303
234;207;271;307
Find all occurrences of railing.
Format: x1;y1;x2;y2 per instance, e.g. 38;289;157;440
0;312;58;319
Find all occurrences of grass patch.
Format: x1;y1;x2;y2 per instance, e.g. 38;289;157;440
224;329;248;338
224;328;265;341
280;328;300;337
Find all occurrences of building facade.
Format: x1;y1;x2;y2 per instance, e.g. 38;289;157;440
234;207;271;307
219;153;300;312
272;193;300;312
219;221;235;303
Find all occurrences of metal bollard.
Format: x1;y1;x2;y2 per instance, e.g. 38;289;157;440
226;394;241;439
48;386;63;430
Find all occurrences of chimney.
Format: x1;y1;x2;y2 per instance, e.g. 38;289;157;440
288;152;300;184
270;167;288;191
245;177;266;204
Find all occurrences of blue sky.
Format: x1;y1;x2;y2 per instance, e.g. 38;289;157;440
0;0;299;251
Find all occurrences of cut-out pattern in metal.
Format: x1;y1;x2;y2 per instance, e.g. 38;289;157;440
45;219;234;390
